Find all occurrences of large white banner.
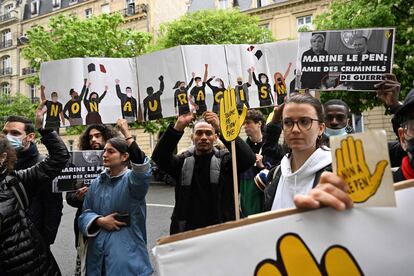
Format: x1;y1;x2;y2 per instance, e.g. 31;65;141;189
153;181;414;276
40;41;298;124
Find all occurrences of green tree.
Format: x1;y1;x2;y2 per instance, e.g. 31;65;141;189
0;94;37;127
154;9;273;50
313;0;414;114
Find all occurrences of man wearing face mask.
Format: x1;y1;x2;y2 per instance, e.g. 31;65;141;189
235;67;253;112
40;85;64;133
174;73;195;116
143;75;164;121
189;65;208;116
83;83;107;125
3;115;64;247
115;78;138;122
64;78;89;126
322;99;353;146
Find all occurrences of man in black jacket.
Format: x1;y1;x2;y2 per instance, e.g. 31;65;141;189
0;103;70;275
3;115;63;247
152;111;255;234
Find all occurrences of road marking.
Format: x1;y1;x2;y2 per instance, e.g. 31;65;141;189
64;200;174;208
147;203;174;208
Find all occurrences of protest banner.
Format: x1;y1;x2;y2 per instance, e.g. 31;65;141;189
219;88;247;221
330;130;396;206
153;180;414;276
52;150;104;193
296;27;395;91
40;40;298;124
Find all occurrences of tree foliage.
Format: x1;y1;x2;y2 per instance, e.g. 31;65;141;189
22;13;151;85
154;9;273;50
0;94;37;127
313;0;414;114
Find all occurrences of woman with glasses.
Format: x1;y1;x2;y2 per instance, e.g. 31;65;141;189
263;93;333;211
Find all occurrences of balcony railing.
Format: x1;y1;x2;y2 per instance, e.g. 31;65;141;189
117;4;148;17
22;67;36;75
0;12;17;23
0;67;12;76
0;39;12;49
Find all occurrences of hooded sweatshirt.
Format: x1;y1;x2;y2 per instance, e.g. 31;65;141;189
271;147;331;211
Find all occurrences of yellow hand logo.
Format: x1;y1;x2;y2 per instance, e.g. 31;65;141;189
219;87;247;141
255;233;363;276
336;136;388;203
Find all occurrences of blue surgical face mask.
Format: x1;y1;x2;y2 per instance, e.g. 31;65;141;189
6;134;23;151
324;126;347;137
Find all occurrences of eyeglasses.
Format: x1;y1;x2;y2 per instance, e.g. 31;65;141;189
325;114;347;123
282;117;321;131
402;118;414;137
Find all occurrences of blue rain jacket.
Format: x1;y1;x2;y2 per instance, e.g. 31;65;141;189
78;159;152;276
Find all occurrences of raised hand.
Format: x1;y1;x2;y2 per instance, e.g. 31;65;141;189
374;73;401;109
115;79;120;85
174;111;194;132
219;87;247;141
336;136;388;203
104;85;108;91
35;101;47;129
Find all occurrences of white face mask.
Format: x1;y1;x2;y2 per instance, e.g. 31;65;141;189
324;127;347;137
260;78;267;83
6;134;23;151
126;92;132;97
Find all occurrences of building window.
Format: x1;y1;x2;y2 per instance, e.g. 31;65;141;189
257;0;268;8
31;0;40;15
0;56;11;76
126;0;135;15
30;84;37;100
219;0;228;9
101;4;110;14
1;29;12;49
52;0;61;9
85;8;93;19
1;83;10;96
297;15;313;30
69;0;78;5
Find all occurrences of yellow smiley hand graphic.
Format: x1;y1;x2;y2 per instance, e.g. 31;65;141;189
255;233;363;276
336;136;388;203
219;87;247;141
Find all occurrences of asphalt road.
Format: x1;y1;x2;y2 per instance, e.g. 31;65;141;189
51;182;175;276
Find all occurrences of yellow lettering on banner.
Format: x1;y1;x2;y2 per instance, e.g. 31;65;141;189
277;84;286;95
260;86;268;99
89;102;98;112
215;91;223;103
50;104;58;117
124;102;132;112
149;100;158;112
71;103;80;114
178;94;188;105
240;90;245;101
196;91;204;101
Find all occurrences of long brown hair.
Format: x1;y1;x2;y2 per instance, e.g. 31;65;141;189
0;134;17;174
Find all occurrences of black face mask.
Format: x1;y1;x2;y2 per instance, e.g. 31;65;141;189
406;138;414;168
237;81;243;85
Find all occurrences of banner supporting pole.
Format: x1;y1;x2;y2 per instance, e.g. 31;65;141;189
231;140;240;221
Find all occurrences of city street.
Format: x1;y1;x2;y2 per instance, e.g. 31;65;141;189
51;182;175;276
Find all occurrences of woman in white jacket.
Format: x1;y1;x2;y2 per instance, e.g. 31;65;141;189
264;93;334;211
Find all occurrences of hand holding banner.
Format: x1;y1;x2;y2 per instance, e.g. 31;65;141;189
219;87;247;141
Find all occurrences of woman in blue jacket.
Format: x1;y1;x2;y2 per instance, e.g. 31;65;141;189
78;130;152;275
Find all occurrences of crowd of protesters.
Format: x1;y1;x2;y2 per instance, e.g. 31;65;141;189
0;73;412;275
